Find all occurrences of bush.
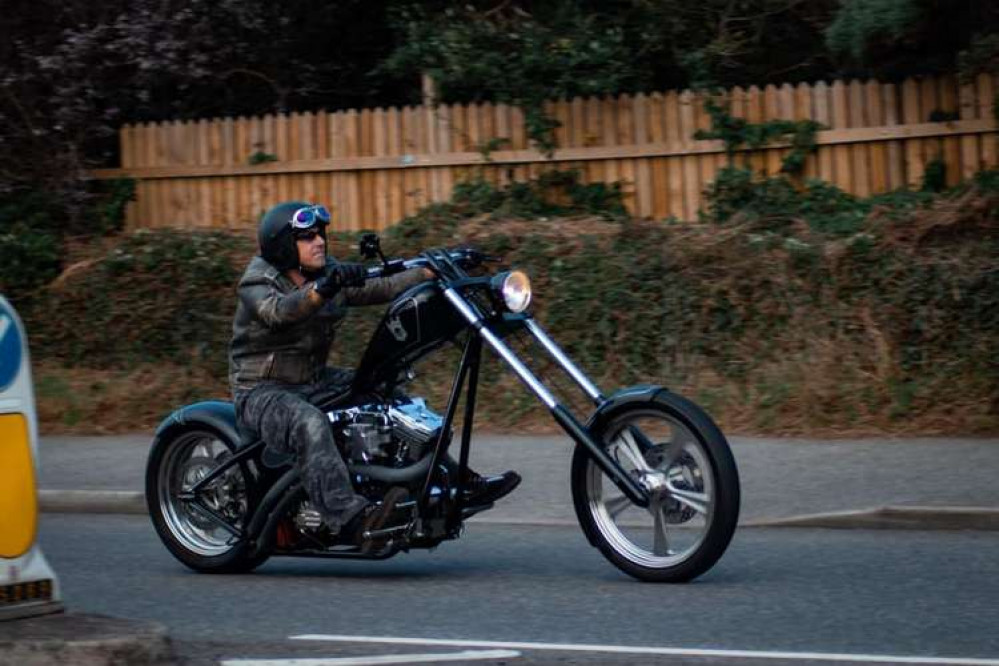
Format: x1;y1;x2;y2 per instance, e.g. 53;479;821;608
0;180;136;302
0;190;65;298
29;230;252;374
451;168;627;221
701;167;944;237
23;168;999;435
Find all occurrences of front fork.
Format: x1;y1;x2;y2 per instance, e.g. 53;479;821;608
442;289;651;509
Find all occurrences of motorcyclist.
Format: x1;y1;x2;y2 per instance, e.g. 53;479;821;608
229;201;520;551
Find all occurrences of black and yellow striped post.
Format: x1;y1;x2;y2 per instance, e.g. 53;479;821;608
0;296;61;619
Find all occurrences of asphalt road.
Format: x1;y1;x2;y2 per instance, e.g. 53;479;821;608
37;433;999;525
39;513;999;666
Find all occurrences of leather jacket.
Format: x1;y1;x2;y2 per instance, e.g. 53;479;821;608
229;256;426;392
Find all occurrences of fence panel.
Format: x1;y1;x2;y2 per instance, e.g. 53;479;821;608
97;74;998;231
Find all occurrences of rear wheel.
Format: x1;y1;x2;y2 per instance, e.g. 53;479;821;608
571;392;739;582
146;426;267;573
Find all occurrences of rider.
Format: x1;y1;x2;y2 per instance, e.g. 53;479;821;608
229;201;520;550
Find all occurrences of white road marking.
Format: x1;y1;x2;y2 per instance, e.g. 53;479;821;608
291;635;999;665
221;649;520;666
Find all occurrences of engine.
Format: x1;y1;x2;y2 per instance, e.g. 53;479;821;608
281;398;445;546
327;397;444;467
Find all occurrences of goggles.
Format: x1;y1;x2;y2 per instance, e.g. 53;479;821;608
290;205;331;230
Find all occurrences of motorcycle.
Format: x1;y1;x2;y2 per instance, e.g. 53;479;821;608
145;235;740;582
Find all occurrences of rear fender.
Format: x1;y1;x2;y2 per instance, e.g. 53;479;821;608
154;400;241;447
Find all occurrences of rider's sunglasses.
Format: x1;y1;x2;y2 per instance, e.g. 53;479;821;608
290;205;331;229
292;228;324;242
291;227;326;241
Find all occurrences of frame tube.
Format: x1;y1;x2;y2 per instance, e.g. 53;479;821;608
449;336;481;530
417;333;473;517
189;441;263;496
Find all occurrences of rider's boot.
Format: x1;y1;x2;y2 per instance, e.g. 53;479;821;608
461;470;521;507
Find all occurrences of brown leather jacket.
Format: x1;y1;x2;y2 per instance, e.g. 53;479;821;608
229;256;426;392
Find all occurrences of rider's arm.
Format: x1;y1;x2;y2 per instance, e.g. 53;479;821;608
239;274;322;329
343;267;429;306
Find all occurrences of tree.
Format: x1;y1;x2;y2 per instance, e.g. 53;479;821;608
0;0;406;210
383;2;646;153
825;0;999;80
382;1;843;152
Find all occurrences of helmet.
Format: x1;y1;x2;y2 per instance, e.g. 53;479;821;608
257;201;329;271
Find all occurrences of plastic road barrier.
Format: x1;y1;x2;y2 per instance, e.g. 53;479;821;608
0;295;61;619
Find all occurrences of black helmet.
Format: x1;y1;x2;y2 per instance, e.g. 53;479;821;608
257;201;329;271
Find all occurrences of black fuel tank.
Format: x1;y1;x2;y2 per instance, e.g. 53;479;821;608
353;282;466;391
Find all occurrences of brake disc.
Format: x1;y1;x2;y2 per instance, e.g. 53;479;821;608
663;450;702;524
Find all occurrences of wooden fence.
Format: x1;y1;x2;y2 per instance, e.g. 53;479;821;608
91;73;999;231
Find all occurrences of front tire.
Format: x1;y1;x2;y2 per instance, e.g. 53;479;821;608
571;391;740;582
146;425;267;573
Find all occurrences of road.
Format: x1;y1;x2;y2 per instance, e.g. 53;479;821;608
37;433;999;525
39;513;999;666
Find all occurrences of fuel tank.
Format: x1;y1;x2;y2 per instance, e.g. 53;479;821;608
353;281;466;391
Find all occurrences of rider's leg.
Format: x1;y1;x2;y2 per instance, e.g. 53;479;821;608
236;386;367;533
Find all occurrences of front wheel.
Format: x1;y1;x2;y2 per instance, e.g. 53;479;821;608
571;391;740;582
146;425;266;573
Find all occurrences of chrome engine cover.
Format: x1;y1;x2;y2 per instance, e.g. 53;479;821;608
388;398;443;449
328;398;443;466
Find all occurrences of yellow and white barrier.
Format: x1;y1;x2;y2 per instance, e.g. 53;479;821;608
0;295;61;619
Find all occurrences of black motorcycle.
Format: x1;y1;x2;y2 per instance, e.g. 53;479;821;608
145;235;740;582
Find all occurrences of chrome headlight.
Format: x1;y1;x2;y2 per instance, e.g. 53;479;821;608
491;270;532;313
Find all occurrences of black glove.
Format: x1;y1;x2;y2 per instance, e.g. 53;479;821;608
314;261;367;300
313;273;341;300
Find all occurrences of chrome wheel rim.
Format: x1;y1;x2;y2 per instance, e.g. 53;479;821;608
585;410;715;568
157;431;248;557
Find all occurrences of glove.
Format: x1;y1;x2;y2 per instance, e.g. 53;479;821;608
313;273;341;300
314;261;367;300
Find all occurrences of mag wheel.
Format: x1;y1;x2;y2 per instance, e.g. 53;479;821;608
146;426;266;573
571;392;740;582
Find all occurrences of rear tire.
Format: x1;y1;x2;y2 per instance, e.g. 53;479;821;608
146;425;268;573
571;391;740;582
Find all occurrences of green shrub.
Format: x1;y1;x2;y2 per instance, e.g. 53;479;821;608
29;230;252;374
0;190;65;298
702;167;868;236
450;168;627;221
0;181;136;301
92;178;137;234
700;167;954;238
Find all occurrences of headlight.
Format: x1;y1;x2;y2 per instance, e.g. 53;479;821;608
491;270;532;313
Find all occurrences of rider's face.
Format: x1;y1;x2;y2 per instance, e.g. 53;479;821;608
296;231;326;272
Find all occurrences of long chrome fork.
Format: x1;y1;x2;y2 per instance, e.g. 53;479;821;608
442;289;648;506
524;318;605;405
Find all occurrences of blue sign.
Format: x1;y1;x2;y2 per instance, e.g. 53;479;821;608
0;301;23;393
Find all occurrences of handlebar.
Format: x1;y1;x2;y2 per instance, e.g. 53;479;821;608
362;247;494;281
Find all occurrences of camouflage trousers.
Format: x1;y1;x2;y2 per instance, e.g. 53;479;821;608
233;368;367;533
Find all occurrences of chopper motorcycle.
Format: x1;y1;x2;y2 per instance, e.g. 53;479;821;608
145;235;740;582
